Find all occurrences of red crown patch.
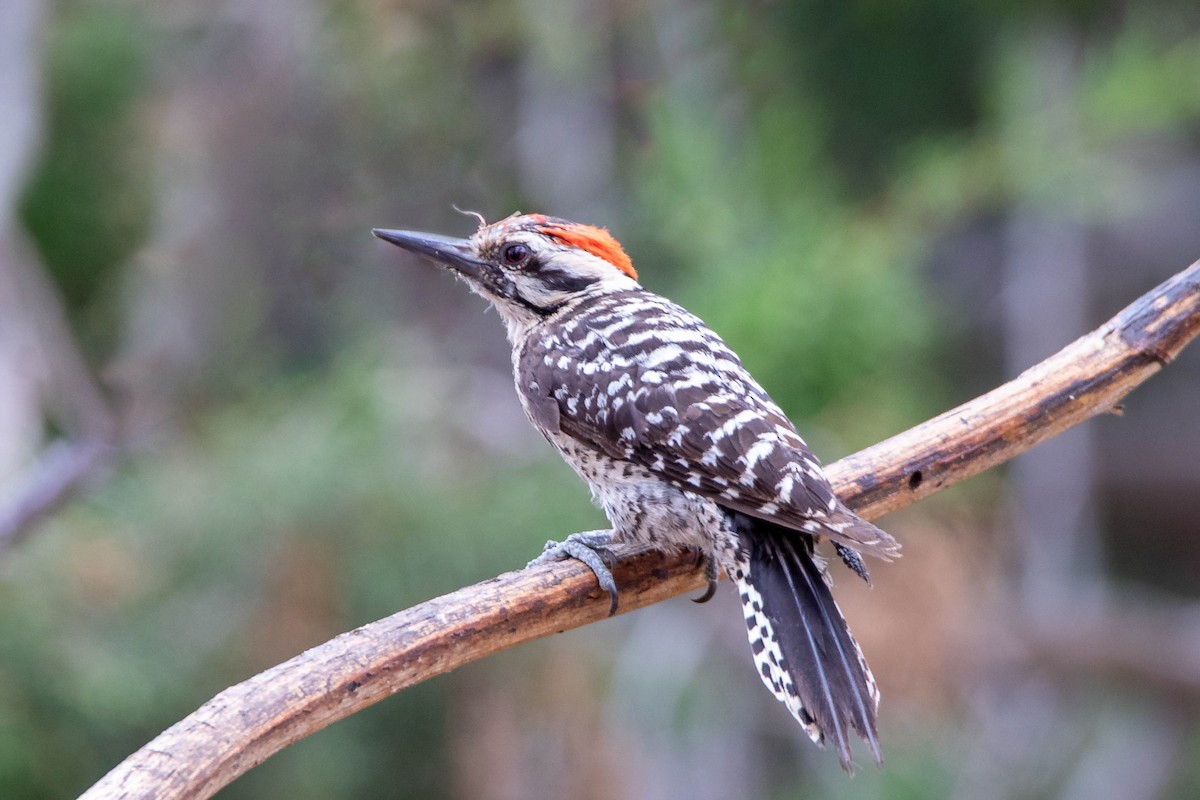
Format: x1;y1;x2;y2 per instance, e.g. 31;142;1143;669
536;220;637;281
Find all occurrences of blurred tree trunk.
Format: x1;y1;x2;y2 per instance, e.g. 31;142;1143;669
115;0;346;418
0;0;114;486
1001;30;1100;601
516;0;618;222
0;0;49;485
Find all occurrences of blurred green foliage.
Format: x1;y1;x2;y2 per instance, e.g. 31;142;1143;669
18;3;151;356
2;341;594;797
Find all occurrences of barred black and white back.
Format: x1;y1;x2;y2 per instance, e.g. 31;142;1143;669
517;287;892;769
373;213;900;771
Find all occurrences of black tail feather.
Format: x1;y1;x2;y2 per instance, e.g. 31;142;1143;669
734;516;881;771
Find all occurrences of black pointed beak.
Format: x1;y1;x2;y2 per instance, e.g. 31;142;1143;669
372;228;486;280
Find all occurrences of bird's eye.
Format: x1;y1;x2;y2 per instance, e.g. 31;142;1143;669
502;243;530;266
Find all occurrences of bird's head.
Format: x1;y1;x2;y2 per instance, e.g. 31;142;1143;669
373;213;639;328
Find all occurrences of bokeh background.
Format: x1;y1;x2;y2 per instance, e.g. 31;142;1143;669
2;1;1200;798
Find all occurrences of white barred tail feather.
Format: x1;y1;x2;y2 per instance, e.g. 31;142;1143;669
732;514;882;771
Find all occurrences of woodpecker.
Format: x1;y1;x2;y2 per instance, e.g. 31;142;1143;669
373;213;900;770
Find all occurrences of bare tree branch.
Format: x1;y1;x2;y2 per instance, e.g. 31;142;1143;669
79;260;1199;800
0;438;119;552
0;232;122;553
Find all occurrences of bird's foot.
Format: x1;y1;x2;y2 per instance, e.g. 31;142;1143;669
691;550;719;604
834;542;871;584
528;530;619;615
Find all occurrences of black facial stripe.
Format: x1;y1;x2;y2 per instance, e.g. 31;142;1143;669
538;268;597;293
512;293;556;318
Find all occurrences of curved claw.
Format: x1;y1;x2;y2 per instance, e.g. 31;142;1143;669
691;578;719;604
691;550;720;604
603;582;619;616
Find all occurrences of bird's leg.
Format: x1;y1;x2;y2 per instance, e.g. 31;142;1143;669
691;550;719;604
834;542;871;584
527;530;619;615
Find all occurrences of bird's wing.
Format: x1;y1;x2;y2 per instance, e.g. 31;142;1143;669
522;298;900;561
